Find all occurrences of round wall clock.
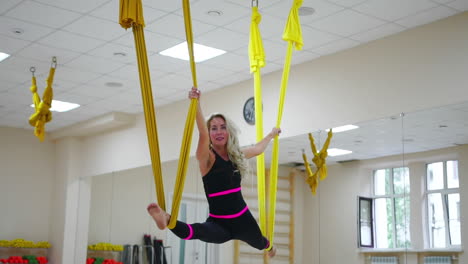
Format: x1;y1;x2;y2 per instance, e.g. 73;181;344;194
243;97;255;125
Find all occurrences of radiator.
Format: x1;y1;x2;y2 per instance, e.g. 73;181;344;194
370;256;398;264
424;256;452;264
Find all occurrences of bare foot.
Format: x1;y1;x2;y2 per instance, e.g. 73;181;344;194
267;246;276;258
147;203;170;230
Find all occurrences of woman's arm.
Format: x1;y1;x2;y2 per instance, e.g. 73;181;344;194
242;127;281;159
189;87;212;173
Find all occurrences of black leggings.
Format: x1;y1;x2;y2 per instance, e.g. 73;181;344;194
169;209;269;250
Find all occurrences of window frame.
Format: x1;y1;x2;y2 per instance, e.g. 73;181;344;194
425;160;460;248
358;196;374;248
372;167;410;249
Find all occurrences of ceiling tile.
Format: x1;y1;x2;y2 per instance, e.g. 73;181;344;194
176;0;250;27
5;1;81;28
142;0;198;13
353;0;438;21
196;28;249;52
447;0;468;11
224;13;283;40
142;31;184;53
0;0;22;14
87;43;137;64
52;66;102;84
146;13;216;40
35;0;111;14
38;30;106;53
212;71;251;88
91;2;167;24
148;53;189;74
200;52;249;72
349;23;406;43
0;81;17;92
325;0;369;7
195;64;236;82
0;66;29;85
396;6;458;27
311;37;360;55
0;56;50;76
309;10;386;36
301;25;341;49
225;0;282;9
63;15;127;41
66;55;126;75
289;50;321;66
55;91;101;106
151;74;192;97
0;16;54;42
18;43;81;65
0;34;31;54
431;0;457;4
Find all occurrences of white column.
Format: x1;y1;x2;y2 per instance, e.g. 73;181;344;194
48;137;91;264
407;162;426;250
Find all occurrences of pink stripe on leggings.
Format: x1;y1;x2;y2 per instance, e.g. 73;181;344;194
208;187;242;197
209;206;248;219
184;224;193;240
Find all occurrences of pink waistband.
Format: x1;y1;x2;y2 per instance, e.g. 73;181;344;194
208;187;242;197
209;206;248;219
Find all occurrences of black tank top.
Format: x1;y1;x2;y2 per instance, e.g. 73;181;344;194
202;150;247;216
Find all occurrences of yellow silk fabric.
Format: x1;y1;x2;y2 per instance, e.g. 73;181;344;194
120;0;166;211
119;0;145;29
302;152;318;194
304;130;333;194
249;6;268;237
168;0;199;229
267;0;303;250
29;67;55;142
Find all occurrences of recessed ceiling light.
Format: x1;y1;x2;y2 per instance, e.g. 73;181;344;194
403;138;414;142
439;125;448;128
30;100;80;112
160;41;226;62
326;124;359;133
207;10;222;16
328;148;352;157
11;28;24;35
299;7;315;16
113;52;127;57
105;82;123;88
0;52;10;62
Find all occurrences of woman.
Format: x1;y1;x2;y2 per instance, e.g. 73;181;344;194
147;87;280;257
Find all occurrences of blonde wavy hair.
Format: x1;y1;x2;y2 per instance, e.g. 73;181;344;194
206;113;248;177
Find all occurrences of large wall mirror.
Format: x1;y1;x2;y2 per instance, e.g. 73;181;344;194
85;102;467;264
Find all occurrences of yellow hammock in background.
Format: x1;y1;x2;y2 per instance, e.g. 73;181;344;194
29;57;57;142
302;130;333;194
119;0;198;229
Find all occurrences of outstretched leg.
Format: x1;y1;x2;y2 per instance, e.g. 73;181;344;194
147;203;170;230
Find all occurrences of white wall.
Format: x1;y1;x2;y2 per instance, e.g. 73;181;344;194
0;127;54;241
302;145;468;264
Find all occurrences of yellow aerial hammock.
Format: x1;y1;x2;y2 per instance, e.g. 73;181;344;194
251;0;303;251
119;0;198;229
28;57;57;142
302;130;333;194
248;0;268;241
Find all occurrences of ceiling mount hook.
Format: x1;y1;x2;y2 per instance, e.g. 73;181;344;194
51;56;57;69
252;0;258;7
30;66;36;77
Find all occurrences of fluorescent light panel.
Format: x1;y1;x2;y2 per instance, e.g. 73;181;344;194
328;148;352;157
31;100;80;112
0;52;10;62
327;124;359;133
159;41;226;62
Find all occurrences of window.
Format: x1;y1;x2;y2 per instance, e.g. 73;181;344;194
373;167;410;249
358;197;374;247
426;160;460;248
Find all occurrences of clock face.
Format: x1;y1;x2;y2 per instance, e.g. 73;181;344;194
243;97;255;125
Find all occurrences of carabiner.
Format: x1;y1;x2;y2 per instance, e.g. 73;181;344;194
51;56;57;69
30;66;36;77
252;0;258;7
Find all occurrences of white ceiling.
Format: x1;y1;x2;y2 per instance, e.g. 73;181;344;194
0;0;467;164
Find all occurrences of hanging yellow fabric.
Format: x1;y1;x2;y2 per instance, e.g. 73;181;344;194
28;60;56;142
119;0;166;211
249;5;268;237
302;151;318;194
167;0;199;229
309;130;333;181
267;0;303;250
